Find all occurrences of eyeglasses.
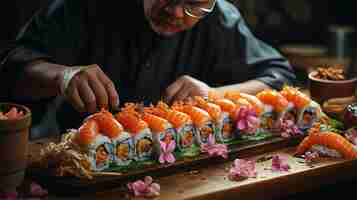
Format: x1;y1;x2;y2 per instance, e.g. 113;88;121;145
165;0;217;19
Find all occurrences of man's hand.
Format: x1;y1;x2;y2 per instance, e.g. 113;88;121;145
165;75;211;103
60;64;119;113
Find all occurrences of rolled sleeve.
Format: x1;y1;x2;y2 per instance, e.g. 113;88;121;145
215;0;296;90
237;16;296;90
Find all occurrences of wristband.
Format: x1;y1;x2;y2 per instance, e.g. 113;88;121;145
60;66;92;97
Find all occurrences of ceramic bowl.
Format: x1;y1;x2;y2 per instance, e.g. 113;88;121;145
308;70;357;104
0;103;31;192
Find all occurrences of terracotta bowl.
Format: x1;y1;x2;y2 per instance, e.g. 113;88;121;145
308;71;357;104
0;103;31;192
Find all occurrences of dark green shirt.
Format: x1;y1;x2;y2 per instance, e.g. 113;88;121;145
0;0;296;133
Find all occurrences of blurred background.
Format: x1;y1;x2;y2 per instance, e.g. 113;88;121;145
0;0;355;45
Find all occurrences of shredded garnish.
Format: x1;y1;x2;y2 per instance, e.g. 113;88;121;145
37;131;93;179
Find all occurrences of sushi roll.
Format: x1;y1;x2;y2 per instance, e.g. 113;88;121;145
194;96;234;143
224;92;264;116
280;86;322;131
112;131;135;166
224;92;263;135
115;103;154;162
297;101;322;131
76;120;111;172
75;109;126;171
172;101;214;145
256;90;289;132
83;109;133;166
212;98;237;142
148;101;196;151
142;112;177;158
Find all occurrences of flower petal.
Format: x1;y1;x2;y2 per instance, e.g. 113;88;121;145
150;183;161;193
237;120;247;130
1;191;18;200
160;141;167;152
144;176;153;185
165;153;176;163
167;140;176;152
159;154;166;164
208;134;215;146
271;155;290;172
30;182;48;197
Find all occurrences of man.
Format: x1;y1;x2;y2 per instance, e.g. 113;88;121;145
0;0;295;131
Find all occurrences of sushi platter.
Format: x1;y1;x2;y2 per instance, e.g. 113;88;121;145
26;86;357;193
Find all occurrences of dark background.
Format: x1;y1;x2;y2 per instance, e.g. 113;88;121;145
0;0;355;46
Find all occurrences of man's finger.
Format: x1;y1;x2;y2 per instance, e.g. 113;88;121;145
87;73;109;109
165;79;184;103
172;83;192;102
77;77;97;113
67;86;86;113
97;70;120;109
100;73;119;108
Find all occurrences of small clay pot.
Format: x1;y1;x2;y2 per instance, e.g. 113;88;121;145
308;71;357;104
0;103;31;192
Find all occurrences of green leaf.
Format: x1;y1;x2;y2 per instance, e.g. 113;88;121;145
106;159;157;173
329;118;344;130
180;145;201;158
241;131;273;141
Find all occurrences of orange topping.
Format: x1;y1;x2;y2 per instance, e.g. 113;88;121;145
142;112;168;133
147;101;191;128
115;103;148;134
213;99;236;114
194;96;222;121
84;109;123;138
224;91;263;115
280;86;311;109
172;101;211;127
78;120;99;145
256;90;289;112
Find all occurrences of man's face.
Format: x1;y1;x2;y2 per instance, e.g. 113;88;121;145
143;0;213;36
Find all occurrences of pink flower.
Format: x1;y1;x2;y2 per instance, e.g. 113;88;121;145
201;134;228;159
30;182;48;197
302;151;320;163
228;159;257;181
271;154;290;172
159;140;176;164
345;128;357;146
279;119;302;138
127;176;160;198
235;106;260;134
0;191;18;200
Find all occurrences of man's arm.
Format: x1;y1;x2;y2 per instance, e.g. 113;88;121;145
214;0;296;94
0;0;84;100
0;0;119;113
214;80;271;96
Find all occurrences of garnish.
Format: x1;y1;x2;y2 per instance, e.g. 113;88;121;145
0;107;24;120
127;176;160;198
200;134;228;159
345;127;357;145
159;140;176;164
302;151;320;163
279;119;302;138
271;154;290;172
228;159;257;181
235;106;260;134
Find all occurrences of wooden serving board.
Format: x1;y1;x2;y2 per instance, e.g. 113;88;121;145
150;148;357;200
26;135;304;195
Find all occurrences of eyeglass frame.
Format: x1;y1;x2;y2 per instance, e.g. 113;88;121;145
165;0;217;19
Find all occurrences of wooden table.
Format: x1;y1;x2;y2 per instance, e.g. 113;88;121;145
27;137;357;200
